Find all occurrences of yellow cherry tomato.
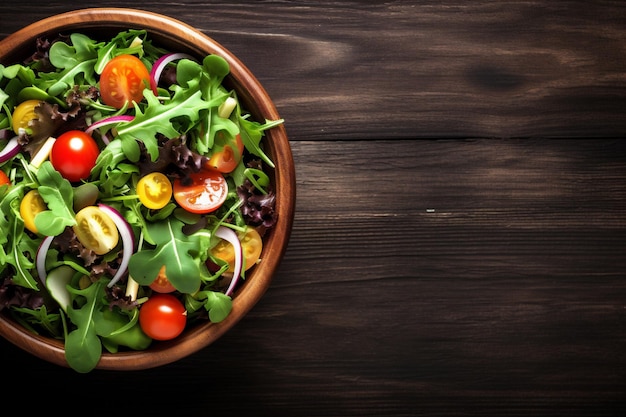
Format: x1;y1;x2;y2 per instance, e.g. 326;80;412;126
12;100;42;134
137;172;172;209
211;227;263;272
73;206;119;255
20;189;47;234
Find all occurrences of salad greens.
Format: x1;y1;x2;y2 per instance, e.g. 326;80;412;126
0;29;282;372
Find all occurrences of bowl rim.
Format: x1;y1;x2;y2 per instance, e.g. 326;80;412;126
0;7;295;371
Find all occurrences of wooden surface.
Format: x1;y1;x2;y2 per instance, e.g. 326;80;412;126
1;2;625;415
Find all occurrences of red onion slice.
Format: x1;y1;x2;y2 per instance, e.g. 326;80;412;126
36;235;55;284
85;115;135;138
0;136;21;163
99;204;135;288
150;53;195;94
35;205;134;290
215;226;243;297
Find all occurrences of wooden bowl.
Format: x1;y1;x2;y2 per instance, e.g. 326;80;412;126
0;8;295;370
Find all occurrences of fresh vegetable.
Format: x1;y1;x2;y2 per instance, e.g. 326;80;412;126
149;52;194;94
84;114;134;142
0;29;283;373
73;183;100;211
205;132;244;173
98;203;134;287
35;235;55;284
214;226;243;297
29;136;56;168
73;206;120;255
50;130;100;182
20;189;47;234
172;168;228;214
0;136;21;163
11;99;41;134
211;226;262;273
99;54;151;109
0;169;10;186
128;218;203;294
136;172;172;209
139;293;186;341
149;265;176;293
100;308;152;352
43;265;75;312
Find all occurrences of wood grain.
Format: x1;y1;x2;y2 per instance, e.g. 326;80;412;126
1;2;625;415
1;1;625;140
2;139;624;415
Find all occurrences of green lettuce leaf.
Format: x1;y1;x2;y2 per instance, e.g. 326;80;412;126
128;218;202;294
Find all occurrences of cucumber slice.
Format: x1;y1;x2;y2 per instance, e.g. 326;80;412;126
45;265;75;312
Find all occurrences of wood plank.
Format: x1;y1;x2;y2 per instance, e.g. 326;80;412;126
1;2;625;139
4;139;623;415
0;1;625;414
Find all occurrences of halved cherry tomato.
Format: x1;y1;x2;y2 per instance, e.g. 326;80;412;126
211;227;263;272
20;189;47;234
149;265;176;293
73;206;119;255
50;130;100;182
100;54;151;109
205;132;244;173
137;172;172;209
12;99;41;134
173;168;228;214
139;293;187;341
0;170;10;186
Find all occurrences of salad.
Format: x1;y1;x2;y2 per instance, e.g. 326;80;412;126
0;29;283;372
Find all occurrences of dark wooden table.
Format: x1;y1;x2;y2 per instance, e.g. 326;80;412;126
1;2;625;415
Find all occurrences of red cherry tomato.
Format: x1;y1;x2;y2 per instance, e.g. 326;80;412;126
0;170;10;186
139;293;187;341
149;265;176;293
50;130;100;182
100;54;151;109
173;168;228;214
205;132;244;173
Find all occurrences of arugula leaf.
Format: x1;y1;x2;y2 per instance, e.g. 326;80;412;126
200;108;239;155
235;102;283;168
97;308;151;353
42;59;98;97
175;57;237;154
116;86;207;161
40;34;102;96
6;197;40;290
0;63;36;86
94;29;166;74
10;305;62;338
180;57;236;154
0;64;37;111
0;87;9;110
49;33;102;69
128;218;202;294
0;182;39;289
34;162;76;236
91;138;139;196
16;86;66;107
198;290;232;323
121;199;155;246
65;279;105;373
